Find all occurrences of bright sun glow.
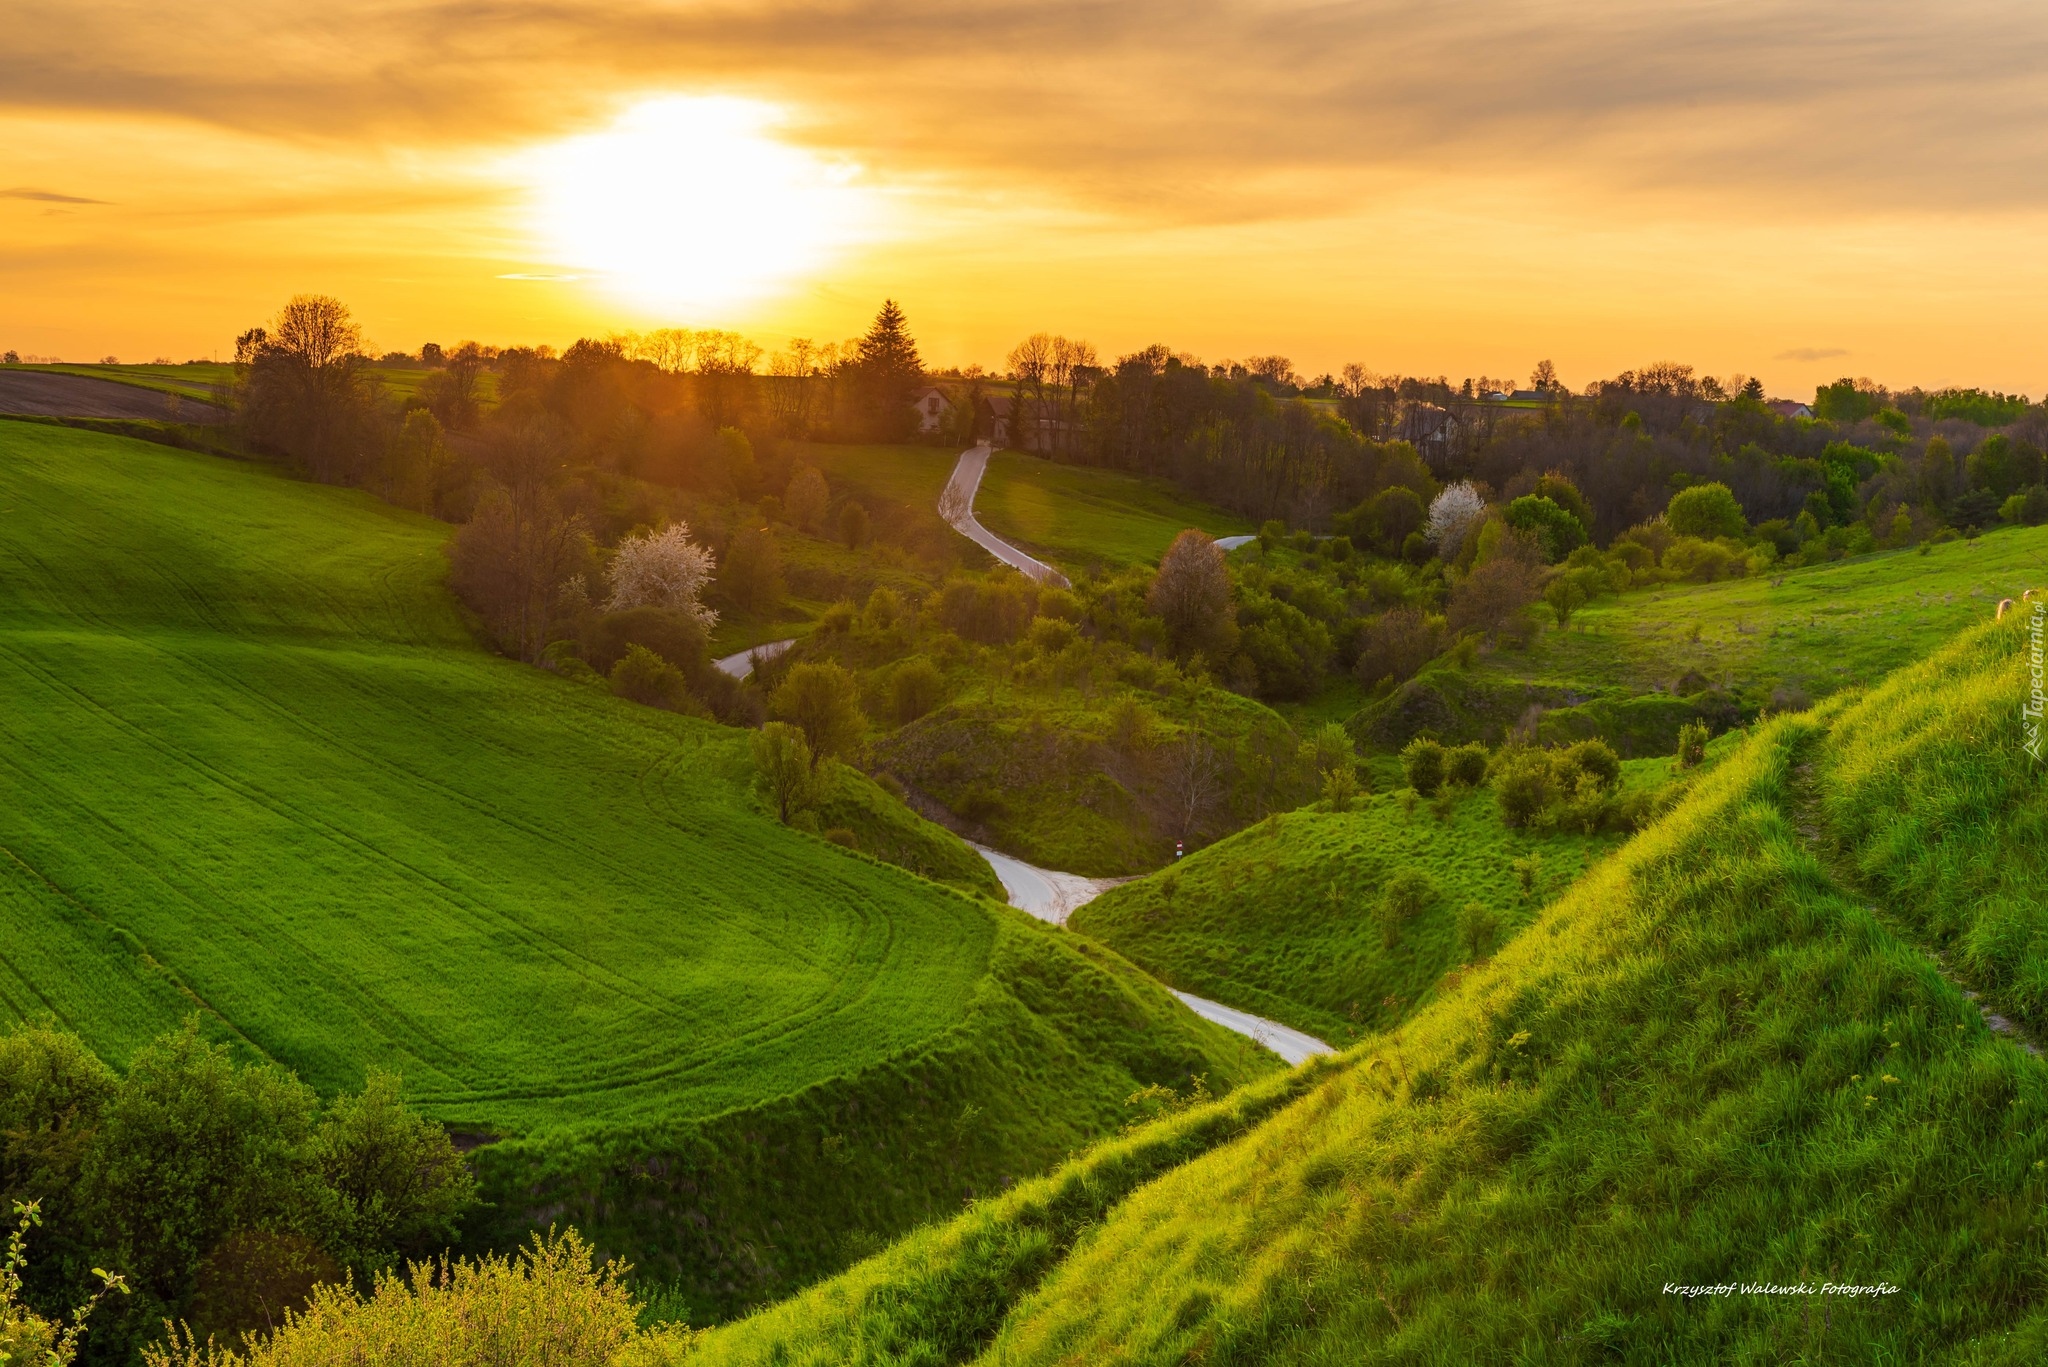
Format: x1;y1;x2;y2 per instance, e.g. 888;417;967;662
523;96;874;316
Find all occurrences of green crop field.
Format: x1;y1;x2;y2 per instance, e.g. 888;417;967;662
1478;524;2048;701
691;617;2048;1362
0;420;1275;1316
1069;754;1688;1044
975;450;1252;571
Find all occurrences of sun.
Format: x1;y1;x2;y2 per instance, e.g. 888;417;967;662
521;96;874;316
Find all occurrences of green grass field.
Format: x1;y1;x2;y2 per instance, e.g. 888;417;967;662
975;451;1252;572
0;420;1276;1316
1069;757;1683;1044
688;626;2048;1361
1479;524;2048;701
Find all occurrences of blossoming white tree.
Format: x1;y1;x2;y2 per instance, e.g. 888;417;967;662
1426;481;1486;552
605;523;717;626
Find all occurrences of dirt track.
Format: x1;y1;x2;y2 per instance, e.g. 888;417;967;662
0;370;226;424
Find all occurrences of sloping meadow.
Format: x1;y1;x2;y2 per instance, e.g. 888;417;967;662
685;623;2048;1363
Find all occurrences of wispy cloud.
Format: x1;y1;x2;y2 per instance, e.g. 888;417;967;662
9;2;2048;221
0;187;107;204
1776;347;1851;362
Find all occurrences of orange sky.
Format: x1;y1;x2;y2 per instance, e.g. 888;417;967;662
8;1;2048;397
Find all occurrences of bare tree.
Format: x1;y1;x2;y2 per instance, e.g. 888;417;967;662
1163;729;1224;842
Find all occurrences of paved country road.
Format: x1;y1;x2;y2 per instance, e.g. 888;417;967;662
940;443;1071;587
712;637;795;680
969;843;1337;1065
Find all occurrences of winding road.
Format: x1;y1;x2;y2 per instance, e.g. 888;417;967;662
719;443;1335;1066
940;443;1072;587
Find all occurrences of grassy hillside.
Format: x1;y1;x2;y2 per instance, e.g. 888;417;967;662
1068;760;1679;1044
0;421;1274;1316
1817;608;2048;1017
686;623;2048;1361
1477;523;2048;702
975;451;1252;572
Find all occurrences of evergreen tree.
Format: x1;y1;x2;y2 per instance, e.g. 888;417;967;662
850;300;924;439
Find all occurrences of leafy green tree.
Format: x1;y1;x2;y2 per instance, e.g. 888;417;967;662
77;1026;319;1309
1967;434;2025;498
1543;571;1588;628
1530;473;1594;539
1503;495;1585;562
311;1071;476;1277
770;663;865;769
751;722;817;823
1919;436;1958;508
1664;482;1747;540
1456;902;1500;961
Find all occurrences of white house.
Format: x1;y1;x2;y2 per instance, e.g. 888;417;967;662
910;386;953;434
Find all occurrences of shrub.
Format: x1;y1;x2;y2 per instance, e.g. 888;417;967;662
1375;868;1437;947
1027;616;1078;655
1320;765;1358;813
1444;742;1489;788
1677;720;1710;769
888;658;945;725
1666;482;1748;540
1492;748;1557;828
1662;537;1744;582
823;827;859;849
1400;738;1446;796
1562;738;1621;790
143;1230;645;1367
1455;902;1499;962
581;606;709;677
1107;697;1155;755
1511;853;1541;897
608;645;696;712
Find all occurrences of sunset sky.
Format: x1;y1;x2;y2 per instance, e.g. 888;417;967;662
7;0;2048;396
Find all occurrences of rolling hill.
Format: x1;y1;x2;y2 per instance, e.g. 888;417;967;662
684;611;2048;1362
0;420;1277;1320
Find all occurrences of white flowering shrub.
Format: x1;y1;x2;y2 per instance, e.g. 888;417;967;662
1426;481;1486;550
605;523;717;626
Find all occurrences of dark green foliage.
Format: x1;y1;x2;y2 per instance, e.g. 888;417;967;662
581;606;709;676
0;1022;473;1357
1500;495;1585;562
1443;743;1489;788
609;643;698;712
1454;901;1499;961
1399;738;1446;795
